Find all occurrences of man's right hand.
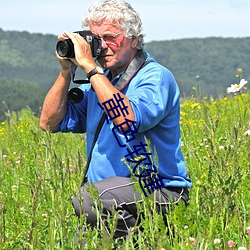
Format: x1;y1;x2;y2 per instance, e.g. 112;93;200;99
56;33;79;71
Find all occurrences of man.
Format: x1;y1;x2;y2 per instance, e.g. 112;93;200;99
40;0;192;241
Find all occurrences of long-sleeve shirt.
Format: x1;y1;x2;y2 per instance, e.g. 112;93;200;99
57;51;192;188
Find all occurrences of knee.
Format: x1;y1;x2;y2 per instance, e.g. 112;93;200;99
72;196;81;217
72;194;93;217
72;189;98;225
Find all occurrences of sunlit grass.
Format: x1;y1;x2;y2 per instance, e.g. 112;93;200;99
0;94;249;249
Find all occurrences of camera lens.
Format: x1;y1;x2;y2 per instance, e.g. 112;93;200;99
56;39;74;58
68;88;84;103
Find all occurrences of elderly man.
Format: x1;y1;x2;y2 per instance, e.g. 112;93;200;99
40;0;192;241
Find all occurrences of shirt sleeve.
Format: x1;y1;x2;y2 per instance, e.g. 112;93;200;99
128;62;180;133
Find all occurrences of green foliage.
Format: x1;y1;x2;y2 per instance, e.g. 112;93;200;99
0;29;60;86
146;37;250;98
0;79;46;121
1;29;250;120
0;93;249;249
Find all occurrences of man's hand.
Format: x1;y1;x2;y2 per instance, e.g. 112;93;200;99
56;33;79;71
62;31;96;73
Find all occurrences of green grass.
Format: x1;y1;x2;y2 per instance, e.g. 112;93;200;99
0;93;249;249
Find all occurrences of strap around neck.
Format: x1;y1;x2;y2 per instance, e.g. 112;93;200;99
80;50;148;185
114;50;147;91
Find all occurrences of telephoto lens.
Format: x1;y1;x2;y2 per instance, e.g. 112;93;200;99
56;31;102;59
56;39;75;58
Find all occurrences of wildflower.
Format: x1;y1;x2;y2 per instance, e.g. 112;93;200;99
42;213;48;221
244;130;250;136
214;238;221;244
218;145;224;150
227;79;248;93
237;67;243;73
238;247;246;250
12;185;18;192
196;180;202;185
191;103;201;109
189;237;196;246
228;240;235;248
246;226;250;235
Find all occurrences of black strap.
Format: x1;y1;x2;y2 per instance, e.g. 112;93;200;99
81;50;149;185
81;112;106;185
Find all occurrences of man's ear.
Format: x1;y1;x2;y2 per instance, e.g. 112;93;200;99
131;36;139;48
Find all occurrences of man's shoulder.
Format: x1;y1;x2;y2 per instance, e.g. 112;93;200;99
139;57;176;83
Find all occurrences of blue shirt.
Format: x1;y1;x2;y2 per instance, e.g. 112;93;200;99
58;52;192;188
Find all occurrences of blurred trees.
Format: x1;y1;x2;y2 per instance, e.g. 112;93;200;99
0;28;249;120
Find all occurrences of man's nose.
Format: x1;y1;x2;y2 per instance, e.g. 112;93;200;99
101;38;108;49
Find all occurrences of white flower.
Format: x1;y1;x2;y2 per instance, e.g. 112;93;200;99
227;79;248;93
244;130;250;136
214;238;221;244
238;247;246;250
20;207;25;214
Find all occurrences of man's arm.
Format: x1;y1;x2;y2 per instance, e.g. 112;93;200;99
64;31;135;131
40;54;72;132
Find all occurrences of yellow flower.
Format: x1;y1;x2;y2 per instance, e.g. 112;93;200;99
237;67;243;73
191;103;201;109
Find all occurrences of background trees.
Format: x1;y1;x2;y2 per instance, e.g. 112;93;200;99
0;28;249;120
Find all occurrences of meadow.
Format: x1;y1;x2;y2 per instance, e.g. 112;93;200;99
0;90;249;249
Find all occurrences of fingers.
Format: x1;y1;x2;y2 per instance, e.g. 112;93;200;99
58;31;78;41
58;31;70;41
55;50;79;66
56;31;93;68
63;31;77;40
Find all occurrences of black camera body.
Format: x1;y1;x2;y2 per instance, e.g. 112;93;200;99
56;30;102;58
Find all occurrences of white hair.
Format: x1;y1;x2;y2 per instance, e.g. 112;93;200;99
82;0;145;49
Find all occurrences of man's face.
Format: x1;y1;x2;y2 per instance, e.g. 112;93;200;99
89;20;138;73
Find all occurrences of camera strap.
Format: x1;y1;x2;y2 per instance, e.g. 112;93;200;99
81;50;150;185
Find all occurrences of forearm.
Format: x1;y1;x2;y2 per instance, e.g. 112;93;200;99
40;70;71;132
90;74;135;130
57;31;136;130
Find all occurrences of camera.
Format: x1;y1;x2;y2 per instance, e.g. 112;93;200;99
56;30;102;58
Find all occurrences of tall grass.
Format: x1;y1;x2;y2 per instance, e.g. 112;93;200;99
0;93;249;249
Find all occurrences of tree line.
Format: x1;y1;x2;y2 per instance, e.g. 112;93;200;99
0;28;249;120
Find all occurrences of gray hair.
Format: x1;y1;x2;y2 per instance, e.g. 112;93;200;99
82;0;145;49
